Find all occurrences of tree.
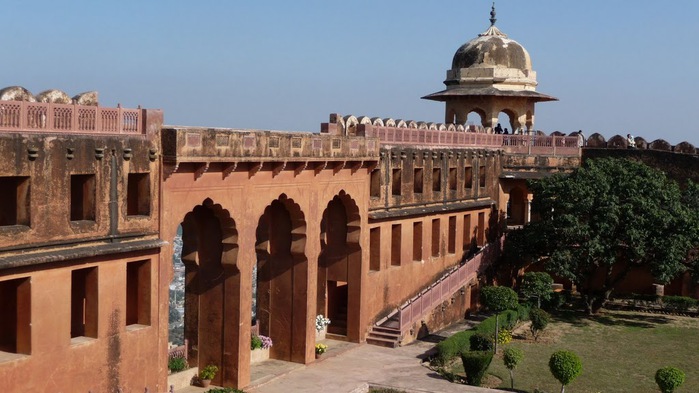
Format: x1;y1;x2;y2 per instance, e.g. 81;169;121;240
529;307;550;341
503;347;524;389
516;158;699;314
520;271;553;308
655;367;685;393
549;350;582;393
480;286;518;352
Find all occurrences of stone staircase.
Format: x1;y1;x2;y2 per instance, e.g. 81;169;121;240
366;325;401;348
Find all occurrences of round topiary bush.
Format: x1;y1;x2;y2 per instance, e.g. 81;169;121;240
503;347;524;389
655;366;685;393
548;350;582;392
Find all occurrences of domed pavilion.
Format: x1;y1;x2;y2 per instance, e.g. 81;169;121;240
423;4;557;133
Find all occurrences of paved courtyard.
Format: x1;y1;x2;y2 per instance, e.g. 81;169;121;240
177;318;505;393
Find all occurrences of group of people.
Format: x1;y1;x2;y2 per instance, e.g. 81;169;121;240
494;123;528;135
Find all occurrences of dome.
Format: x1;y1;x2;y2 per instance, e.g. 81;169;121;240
451;28;532;72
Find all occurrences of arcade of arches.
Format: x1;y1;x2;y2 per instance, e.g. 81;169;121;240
160;164;369;388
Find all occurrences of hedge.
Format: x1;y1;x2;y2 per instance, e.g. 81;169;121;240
435;309;520;365
460;350;493;386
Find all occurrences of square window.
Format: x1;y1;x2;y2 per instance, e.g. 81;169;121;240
127;173;151;216
71;267;98;339
0;176;30;227
0;277;31;356
413;168;424;194
126;260;151;326
70;174;96;221
369;227;381;271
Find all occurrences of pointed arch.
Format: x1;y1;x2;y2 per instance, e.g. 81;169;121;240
255;194;308;363
317;190;362;340
179;198;240;386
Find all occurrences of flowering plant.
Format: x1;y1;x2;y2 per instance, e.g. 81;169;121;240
315;314;331;332
251;334;273;350
315;343;328;355
259;334;273;349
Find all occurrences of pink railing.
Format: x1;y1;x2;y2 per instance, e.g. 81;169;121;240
362;124;580;156
0;101;143;135
168;339;188;360
395;236;505;332
365;126;502;148
502;135;580;155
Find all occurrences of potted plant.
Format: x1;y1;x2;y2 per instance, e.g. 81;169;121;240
315;343;328;359
198;364;219;387
315;314;331;340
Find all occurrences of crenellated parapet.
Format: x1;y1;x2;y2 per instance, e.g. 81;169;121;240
0;86;146;136
584;133;697;155
321;113;486;137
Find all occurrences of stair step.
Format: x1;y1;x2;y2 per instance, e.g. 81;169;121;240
372;326;400;335
366;336;399;348
368;331;400;341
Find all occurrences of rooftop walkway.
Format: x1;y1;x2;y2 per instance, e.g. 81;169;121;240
178;320;507;393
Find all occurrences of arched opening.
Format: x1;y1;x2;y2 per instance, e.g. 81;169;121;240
496;109;519;134
508;187;527;226
180;198;240;386
466;109;486;132
255;194;308;363
317;191;362;340
168;225;184;347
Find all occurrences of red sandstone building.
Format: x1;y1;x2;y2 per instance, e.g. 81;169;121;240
0;8;697;392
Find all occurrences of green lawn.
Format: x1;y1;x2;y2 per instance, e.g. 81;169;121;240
451;309;699;393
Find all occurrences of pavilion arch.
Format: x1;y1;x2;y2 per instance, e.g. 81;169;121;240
498;108;519;133
466;108;487;127
179;198;240;387
254;193;308;363
317;191;362;340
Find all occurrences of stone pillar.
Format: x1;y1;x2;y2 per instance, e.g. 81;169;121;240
526;195;533;223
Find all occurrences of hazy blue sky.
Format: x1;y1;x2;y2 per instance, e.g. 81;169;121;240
3;1;698;144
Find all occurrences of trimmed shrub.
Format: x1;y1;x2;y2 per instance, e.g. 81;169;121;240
530;307;550;341
481;286;519;313
435;309;520;365
460;350;493;386
469;332;494;351
548;350;582;389
517;303;532;321
503;347;524;389
205;388;246;393
168;356;187;373
655;367;685;393
662;296;698;312
435;330;475;366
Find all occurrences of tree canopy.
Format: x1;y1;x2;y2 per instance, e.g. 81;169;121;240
520;271;554;308
514;158;699;313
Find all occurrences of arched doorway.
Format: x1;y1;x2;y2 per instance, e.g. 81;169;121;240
255;194;308;363
317;191;361;339
180;198;240;386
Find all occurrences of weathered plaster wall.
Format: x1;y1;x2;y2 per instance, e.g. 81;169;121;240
0;250;162;393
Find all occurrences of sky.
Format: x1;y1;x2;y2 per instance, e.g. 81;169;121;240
3;0;699;145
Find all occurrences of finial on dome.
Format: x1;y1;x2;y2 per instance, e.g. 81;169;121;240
490;2;497;26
